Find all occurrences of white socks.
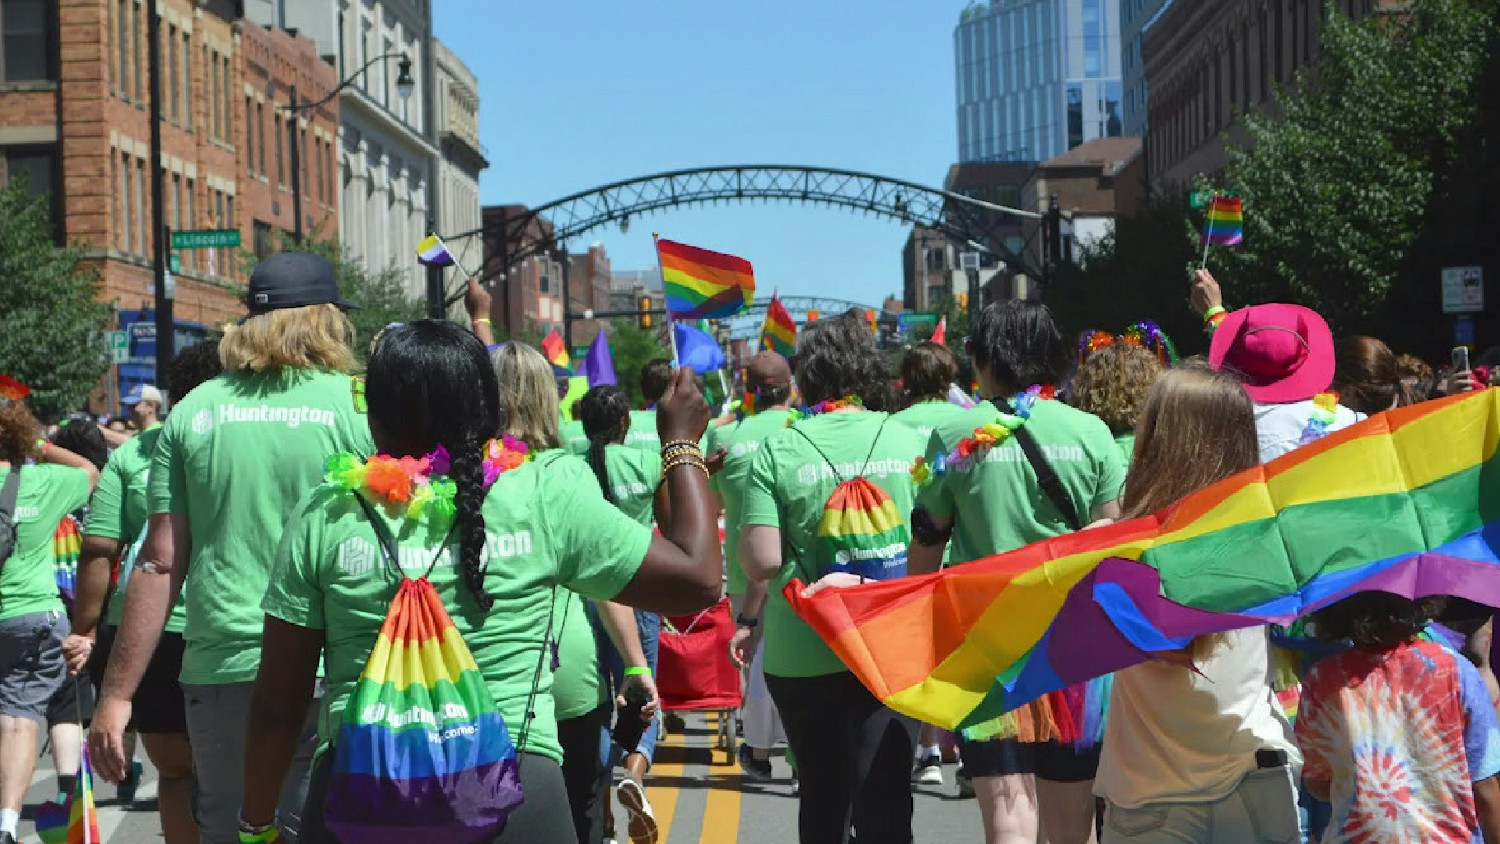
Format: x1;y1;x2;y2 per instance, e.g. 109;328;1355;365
0;807;18;836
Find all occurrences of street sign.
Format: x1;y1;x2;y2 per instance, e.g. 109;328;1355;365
1189;190;1214;209
1441;266;1483;314
1456;315;1476;347
108;331;128;364
171;229;240;250
169;253;181;273
959;251;981;271
898;312;939;329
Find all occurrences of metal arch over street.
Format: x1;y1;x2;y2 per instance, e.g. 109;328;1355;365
458;165;1043;303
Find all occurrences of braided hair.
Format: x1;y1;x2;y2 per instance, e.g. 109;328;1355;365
365;321;501;611
578;385;631;504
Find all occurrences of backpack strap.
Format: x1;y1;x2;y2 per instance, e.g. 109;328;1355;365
351;492;457;581
1010;426;1083;532
0;467;19;567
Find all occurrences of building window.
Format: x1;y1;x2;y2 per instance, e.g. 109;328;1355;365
183;178;194;270
116;0;129;96
210;50;220;138
274;113;284;186
253;220;272;259
0;0;54;83
257;102;266;176
1;145;60;240
245;96;255;174
132;1;142;101
167;25;178;121
133;157;145;256
180;30;190;129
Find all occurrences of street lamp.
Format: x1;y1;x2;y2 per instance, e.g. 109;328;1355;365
278;52;414;242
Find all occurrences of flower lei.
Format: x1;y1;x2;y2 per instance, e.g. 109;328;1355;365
324;435;532;521
786;395;862;426
1297;392;1340;445
912;385;1054;485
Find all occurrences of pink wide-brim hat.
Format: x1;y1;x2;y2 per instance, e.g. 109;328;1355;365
1208;303;1335;404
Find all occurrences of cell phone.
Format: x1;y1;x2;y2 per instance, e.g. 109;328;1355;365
1453;346;1472;373
610;683;652;751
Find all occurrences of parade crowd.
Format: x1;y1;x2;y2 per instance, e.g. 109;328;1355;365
2;250;1499;844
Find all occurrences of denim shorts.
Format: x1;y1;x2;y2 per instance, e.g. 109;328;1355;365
0;610;69;724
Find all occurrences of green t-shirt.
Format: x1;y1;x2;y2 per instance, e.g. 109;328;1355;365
707;409;795;596
262;456;652;765
84;424;187;632
599;444;661;527
560;420;590;457
1114;431;1136;467
915;399;1126;566
0;464;89;621
624;410;659;452
536;450;604;721
891;400;971;444
741;412;927;678
149;370;375;684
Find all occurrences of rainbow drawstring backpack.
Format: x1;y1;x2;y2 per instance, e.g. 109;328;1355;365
323;497;526;843
791;417;910;582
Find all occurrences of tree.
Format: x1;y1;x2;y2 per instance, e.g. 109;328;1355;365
0;178;112;418
1207;0;1496;336
247;232;425;367
607;319;670;407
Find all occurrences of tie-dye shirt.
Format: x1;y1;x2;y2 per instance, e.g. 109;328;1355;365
1297;639;1500;844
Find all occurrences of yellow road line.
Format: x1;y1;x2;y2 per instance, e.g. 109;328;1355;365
699;710;742;844
646;727;686;842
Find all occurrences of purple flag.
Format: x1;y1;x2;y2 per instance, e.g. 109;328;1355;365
580;330;617;387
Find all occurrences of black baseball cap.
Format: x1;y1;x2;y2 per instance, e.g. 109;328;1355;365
246;252;357;316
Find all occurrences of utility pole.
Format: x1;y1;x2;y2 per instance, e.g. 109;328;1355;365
147;0;172;389
425;219;443;319
560;246;573;348
288;84;302;242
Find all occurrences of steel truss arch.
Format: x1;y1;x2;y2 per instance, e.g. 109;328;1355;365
466;165;1041;301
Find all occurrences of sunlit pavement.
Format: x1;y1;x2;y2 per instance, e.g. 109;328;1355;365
20;713;982;842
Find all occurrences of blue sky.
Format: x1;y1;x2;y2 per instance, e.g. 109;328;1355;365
433;1;965;307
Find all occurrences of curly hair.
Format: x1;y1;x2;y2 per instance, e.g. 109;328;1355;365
795;310;893;407
51;414;109;469
0;401;40;464
169;339;224;400
1071;343;1164;434
1312;592;1448;650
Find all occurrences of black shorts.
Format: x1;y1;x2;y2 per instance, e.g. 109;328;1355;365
47;673;96;727
958;738;1102;783
89;625;188;735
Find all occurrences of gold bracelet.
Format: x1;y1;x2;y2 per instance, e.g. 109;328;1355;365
662;456;708;478
662;453;706;470
661;446;704;462
661;443;702;457
662;439;700;451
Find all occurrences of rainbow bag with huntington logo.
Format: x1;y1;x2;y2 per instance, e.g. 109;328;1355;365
323;524;523;843
792;416;910;582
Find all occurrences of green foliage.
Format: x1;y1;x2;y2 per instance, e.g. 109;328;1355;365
607;319;670;407
0;179;112;417
1044;195;1206;357
1207;0;1496;333
247;232;425;367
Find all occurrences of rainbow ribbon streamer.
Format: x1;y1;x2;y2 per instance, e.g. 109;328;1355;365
787;389;1500;732
325;578;522;843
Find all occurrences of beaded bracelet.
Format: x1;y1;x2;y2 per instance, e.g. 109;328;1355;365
662;455;709;479
661;439;701;452
661;443;704;462
1203;306;1227;332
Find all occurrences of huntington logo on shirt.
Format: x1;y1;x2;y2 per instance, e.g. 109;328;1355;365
14;506;39;522
191;410;214;434
336;531;533;578
811;477;910;581
796;457;912;486
949;443;1084;473
211;403;337;429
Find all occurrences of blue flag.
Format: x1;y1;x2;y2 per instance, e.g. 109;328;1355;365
580;331;617;387
672;322;726;375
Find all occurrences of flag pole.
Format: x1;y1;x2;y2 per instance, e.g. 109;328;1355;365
1199;192;1217;269
653;233;681;368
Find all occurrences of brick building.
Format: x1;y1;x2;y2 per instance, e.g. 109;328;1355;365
566;243;612;349
1142;0;1391;192
480;204;565;340
0;0;336;406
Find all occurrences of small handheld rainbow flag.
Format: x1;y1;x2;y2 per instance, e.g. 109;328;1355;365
1202;195;1244;246
760;293;796;358
789;388;1500;732
0;374;28;401
416;234;456;267
36;747;99;844
657;238;755;320
541;330;570;371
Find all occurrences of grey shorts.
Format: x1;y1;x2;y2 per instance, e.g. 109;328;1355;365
0;610;70;723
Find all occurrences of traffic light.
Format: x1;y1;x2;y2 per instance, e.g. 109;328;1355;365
639;296;653;329
957;293;969;311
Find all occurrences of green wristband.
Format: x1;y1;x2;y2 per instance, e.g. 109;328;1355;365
624;666;652;677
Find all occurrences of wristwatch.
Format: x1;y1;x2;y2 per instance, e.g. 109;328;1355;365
735;614;759;628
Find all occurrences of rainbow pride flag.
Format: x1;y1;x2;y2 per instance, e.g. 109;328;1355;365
52;514;81;605
325;578;522;843
787;389;1500;732
541;329;570;371
657;238;755;320
36;747;99;844
760;293;796;358
1203;195;1244;245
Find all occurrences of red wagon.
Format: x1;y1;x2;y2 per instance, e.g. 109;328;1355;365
656;597;743;765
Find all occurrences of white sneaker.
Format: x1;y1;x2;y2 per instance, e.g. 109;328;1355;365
617;777;659;844
916;762;944;786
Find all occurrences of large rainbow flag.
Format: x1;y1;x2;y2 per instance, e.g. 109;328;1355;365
787;388;1500;732
540;329;570;371
325;578;522;843
657;238;755;320
760;293;796;358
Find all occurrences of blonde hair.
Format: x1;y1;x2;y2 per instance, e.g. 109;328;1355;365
1122;364;1259;661
219;304;355;374
491;343;563;451
1072;343;1164;433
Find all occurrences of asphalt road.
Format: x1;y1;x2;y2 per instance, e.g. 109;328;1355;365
17;714;984;843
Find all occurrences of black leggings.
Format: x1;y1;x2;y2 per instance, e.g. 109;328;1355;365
557;705;610;844
298;749;573;844
766;671;919;844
